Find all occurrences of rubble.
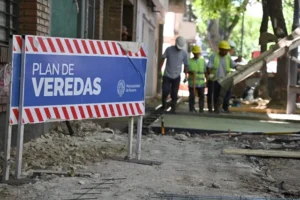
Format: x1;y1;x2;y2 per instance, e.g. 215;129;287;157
0;121;126;176
174;134;189;141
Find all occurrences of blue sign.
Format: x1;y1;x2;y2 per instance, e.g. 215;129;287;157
11;36;147;110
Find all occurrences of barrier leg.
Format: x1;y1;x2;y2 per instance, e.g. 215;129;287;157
136;116;143;160
15;36;26;179
2;124;12;182
127;117;134;159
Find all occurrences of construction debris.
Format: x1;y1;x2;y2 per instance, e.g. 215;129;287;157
174;134;189;141
223;148;300;159
0;121;126;176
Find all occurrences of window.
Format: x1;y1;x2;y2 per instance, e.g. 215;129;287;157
0;0;18;46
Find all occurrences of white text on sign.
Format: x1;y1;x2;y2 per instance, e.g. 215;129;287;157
31;63;101;97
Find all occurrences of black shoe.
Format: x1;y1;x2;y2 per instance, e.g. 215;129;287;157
170;109;176;114
190;108;197;113
223;110;231;114
214;109;220;114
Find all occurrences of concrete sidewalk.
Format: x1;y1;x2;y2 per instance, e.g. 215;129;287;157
150;114;300;134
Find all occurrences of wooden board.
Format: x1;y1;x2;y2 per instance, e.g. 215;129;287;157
223;148;300;159
32;170;92;177
108;156;162;166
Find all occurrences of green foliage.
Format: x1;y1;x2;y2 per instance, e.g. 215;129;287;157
192;0;243;20
230;14;261;59
193;0;294;60
283;0;293;31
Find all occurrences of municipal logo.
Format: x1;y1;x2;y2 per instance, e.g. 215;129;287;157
117;80;126;97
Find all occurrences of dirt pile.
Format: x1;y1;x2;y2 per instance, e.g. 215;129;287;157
0;121;127;176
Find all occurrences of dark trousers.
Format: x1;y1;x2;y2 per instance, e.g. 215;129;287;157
207;80;214;111
213;81;232;112
189;87;204;112
162;76;181;111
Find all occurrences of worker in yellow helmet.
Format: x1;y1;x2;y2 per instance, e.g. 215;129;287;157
186;45;206;113
206;40;237;113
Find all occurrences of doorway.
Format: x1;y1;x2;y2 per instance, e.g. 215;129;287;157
142;19;155;97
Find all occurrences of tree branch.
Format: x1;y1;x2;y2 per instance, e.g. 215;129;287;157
226;0;249;39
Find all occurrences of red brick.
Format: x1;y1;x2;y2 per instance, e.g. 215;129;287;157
19;0;50;36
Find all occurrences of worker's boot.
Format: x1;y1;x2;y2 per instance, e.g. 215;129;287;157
214;104;221;114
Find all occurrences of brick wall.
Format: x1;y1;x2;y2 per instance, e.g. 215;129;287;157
19;0;50;36
103;0;123;41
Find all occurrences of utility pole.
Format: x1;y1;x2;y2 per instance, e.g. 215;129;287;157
240;11;245;55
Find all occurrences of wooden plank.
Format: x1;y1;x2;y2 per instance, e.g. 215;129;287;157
32;170;92;177
223;148;300;158
219;28;300;89
108;156;162;165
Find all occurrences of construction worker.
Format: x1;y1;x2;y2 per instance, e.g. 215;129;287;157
160;36;189;113
187;45;206;113
207;40;236;113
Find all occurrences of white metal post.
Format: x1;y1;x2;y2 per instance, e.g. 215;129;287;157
2;38;14;182
127;117;134;159
15;35;26;179
136;116;143;160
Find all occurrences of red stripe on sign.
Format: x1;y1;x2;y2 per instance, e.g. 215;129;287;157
10;119;13;124
25;108;34;123
16;36;22;50
70;106;78;119
135;103;143;115
26;47;28;52
47;38;57;52
96;41;105;54
135;53;139;57
111;42;119;55
120;48;126;55
109;104;115;117
44;107;51;119
34;108;44;122
28;36;38;52
78;106;86;119
104;42;112;54
13;47;16;51
56;38;65;53
53;107;61;119
128;51;133;56
101;105;108;117
73;40;82;53
123;104;129;116
116;104;122;116
81;40;89;54
65;39;74;53
94;105;101;118
89;41;97;54
62;107;70;120
13;108;19;121
129;103;135;115
38;37;47;52
86;105;93;118
140;48;146;57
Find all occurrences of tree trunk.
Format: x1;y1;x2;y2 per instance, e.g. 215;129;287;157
267;0;289;108
207;19;222;52
258;0;270;100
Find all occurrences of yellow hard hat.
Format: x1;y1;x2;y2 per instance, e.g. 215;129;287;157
219;40;231;50
192;45;201;53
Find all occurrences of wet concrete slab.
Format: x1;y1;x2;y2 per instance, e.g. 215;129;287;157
150;114;300;134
